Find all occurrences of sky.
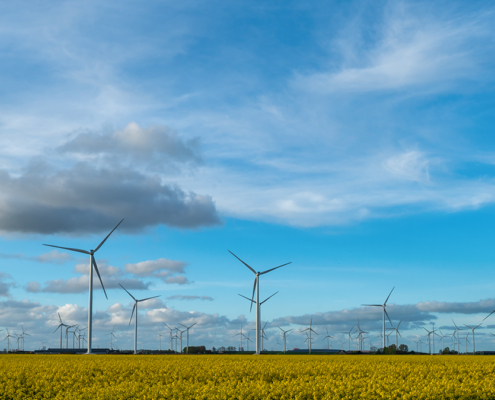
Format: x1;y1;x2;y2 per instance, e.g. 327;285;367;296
1;0;495;353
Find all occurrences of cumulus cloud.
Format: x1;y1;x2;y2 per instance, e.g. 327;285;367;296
125;258;189;284
0;122;220;235
166;295;214;301
26;256;191;295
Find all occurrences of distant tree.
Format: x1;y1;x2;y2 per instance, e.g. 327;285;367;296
227;346;236;352
398;344;408;353
370;346;378;353
440;347;451;355
384;344;397;354
218;346;226;352
184;346;206;354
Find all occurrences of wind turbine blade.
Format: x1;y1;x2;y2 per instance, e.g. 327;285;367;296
362;304;382;307
384;308;392;325
278;327;284;332
228;250;256;274
139;295;161;302
58;313;63;323
119;283;136;301
384;286;395;305
484;310;495;321
259;262;292;275
397;320;402;328
475;323;483;329
53;325;61;334
129;303;136;325
263;321;267;330
94;218;124;252
452;319;459;328
250;276;257;312
238;294;255;303
43;244;90;255
261;291;279;305
92;258;108;299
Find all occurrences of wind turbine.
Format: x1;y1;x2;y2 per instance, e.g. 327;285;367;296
452;320;463;354
207;340;213;351
234;325;247;351
464;323;482;355
4;329;14;352
53;314;69;348
178;328;186;353
340;326;355;352
107;326;117;350
322;329;335;350
229;250;291;355
65;324;76;349
387;320;402;348
179;322;197;354
119;283;160;354
423;323;439;354
362;287;395;349
158;332;165;352
302;319;318;354
438;330;446;352
278;327;293;354
20;326;30;351
464;334;471;354
44;218;124;353
164;324;175;351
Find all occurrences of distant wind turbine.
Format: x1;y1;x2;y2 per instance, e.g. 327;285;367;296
322;328;335;350
452;320;463;354
229;250;291;355
4;329;14;352
362;287;395;349
179;322;197;354
53;313;69;348
464;323;482;355
387;320;402;348
302;318;318;354
44;218;124;354
340;326;355;352
278;327;293;354
119;283;160;354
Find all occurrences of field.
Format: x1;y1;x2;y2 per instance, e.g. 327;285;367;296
1;354;495;399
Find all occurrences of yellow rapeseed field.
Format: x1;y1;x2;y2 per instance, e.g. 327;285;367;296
1;354;494;399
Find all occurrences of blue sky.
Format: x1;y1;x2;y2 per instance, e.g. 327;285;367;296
1;0;495;352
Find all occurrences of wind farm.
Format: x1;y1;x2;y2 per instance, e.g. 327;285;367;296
3;0;495;398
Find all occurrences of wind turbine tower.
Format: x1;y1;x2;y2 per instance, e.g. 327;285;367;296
44;218;124;354
229;250;291;355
